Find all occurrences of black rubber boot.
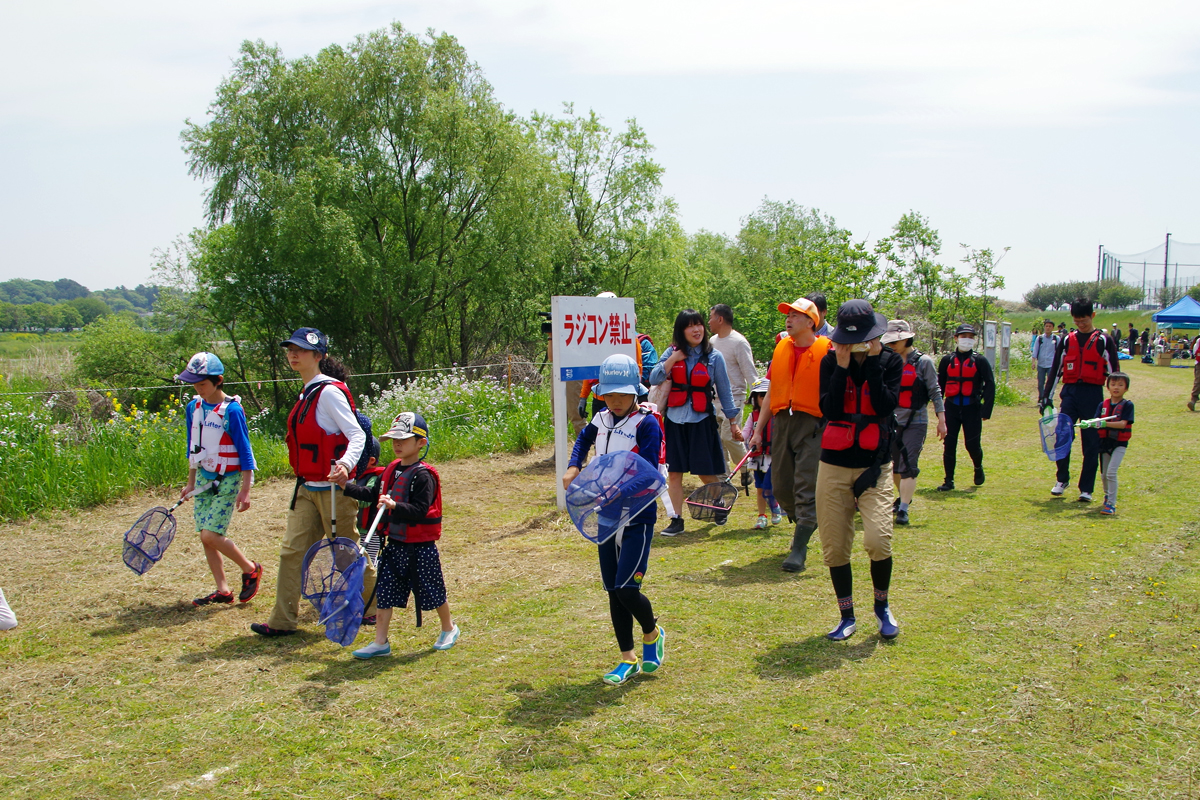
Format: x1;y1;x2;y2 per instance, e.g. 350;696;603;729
782;524;815;573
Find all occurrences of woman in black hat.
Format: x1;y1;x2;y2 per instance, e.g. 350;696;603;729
816;300;903;641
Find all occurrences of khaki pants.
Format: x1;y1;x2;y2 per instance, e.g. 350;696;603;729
1191;362;1200;404
267;486;378;630
816;461;894;567
770;410;822;528
717;410;747;474
566;379;587;436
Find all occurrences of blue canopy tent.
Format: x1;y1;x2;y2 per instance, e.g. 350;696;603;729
1152;295;1200;328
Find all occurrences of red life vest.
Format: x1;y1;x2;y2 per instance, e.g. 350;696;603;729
667;357;715;414
897;351;929;409
1099;399;1132;443
353;466;387;531
944;354;977;399
381;460;443;543
821;378;883;452
1062;330;1107;385
286;379;357;482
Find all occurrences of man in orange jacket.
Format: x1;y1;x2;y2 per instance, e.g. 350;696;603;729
750;297;833;572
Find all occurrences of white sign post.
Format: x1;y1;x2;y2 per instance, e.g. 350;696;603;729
551;295;638;509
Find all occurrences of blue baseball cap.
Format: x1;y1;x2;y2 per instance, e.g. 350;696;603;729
595;354;646;397
280;327;328;354
176;352;225;383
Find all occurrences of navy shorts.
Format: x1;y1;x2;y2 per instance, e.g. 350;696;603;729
376;540;447;612
598;522;654;591
665;415;725;476
753;467;773;491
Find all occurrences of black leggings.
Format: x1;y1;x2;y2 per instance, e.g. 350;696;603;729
943;402;983;482
608;588;656;652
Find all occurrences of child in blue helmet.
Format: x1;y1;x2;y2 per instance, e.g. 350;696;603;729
563;354;666;685
177;352;263;607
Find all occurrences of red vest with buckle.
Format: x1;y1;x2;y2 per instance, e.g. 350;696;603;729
668;357;715;414
382;460;443;543
821;378;883;452
944;354;977;399
897;351;929;409
287;380;357;482
1099;399;1132;443
1062;330;1107;385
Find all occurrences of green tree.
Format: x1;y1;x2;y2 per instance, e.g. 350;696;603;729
1188;284;1200;302
961;244;1009;328
75;315;181;407
183;25;557;377
877;212;947;349
57;305;83;331
1099;282;1145;309
67;295;112;325
0;303;25;331
25;302;58;332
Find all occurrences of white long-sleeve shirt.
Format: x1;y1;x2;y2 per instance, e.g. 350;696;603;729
302;374;366;488
709;330;758;408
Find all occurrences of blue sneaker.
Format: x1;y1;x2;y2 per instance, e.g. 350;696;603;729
602;660;640;685
352;641;391;659
641;626;666;673
875;606;899;640
827;617;856;641
433;624;460;651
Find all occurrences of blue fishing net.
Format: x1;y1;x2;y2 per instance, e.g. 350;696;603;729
302;537;367;646
1039;412;1074;461
566;450;666;544
122;507;178;575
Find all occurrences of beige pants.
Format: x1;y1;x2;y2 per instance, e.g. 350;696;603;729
267;486;378;630
816;461;894;567
717;410;747;474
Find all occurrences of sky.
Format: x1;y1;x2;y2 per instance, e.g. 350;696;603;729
2;1;1200;300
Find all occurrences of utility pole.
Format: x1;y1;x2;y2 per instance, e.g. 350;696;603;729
1097;244;1103;286
1163;232;1171;308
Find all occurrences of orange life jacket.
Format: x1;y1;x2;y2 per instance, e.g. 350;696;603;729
944;354;978;399
1062;330;1107;385
821;378;883;452
668;357;714;414
1098;399;1132;444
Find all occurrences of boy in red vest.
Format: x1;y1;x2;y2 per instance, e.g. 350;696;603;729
1038;298;1121;502
338;412;458;657
1080;372;1134;515
936;324;995;491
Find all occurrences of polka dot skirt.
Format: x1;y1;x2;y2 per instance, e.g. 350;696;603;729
376;540;447;611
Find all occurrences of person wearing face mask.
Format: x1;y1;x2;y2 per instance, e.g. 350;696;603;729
935;324;995;492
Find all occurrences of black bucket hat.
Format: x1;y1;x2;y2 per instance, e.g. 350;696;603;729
830;299;888;344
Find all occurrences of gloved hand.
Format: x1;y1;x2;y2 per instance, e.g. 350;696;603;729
577;398;588;418
1040;404;1055;422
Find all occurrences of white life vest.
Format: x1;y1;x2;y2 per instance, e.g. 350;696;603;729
592;404;665;464
188;396;242;475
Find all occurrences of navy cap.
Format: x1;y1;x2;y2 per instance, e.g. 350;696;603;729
280;327;328;354
830;299;888;344
955;323;977;337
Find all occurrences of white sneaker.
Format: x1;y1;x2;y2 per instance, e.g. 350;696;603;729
1050;481;1067;496
1077;491;1092;502
433;624;460;650
352;640;391;659
754;515;769;530
770;508;783;525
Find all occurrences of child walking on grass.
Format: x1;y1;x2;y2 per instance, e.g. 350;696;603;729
338;412;459;658
742;378;783;530
177;352;262;607
563;354;666;685
1079;372;1134;516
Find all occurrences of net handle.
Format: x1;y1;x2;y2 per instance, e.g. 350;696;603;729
360;505;387;568
724;449;756;483
166;480;215;513
318;598;351;626
330;460;338;540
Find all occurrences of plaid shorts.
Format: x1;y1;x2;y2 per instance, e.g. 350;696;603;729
193;473;241;536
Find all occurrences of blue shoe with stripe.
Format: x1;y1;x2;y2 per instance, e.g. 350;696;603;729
641;626;665;673
602;660;640;685
875;606;899;640
826;617;856;641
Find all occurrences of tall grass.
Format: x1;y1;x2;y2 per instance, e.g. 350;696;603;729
360;371;553;462
0;376;290;520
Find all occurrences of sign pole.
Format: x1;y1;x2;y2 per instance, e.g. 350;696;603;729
552;296;569;509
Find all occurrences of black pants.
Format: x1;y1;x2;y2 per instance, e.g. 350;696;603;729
608;589;656;652
943;402;982;483
1057;382;1104;494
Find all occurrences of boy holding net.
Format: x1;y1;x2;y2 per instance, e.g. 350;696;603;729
563;354;666;685
1079;372;1135;516
338;412;459;658
177;352;263;607
742;378;783;529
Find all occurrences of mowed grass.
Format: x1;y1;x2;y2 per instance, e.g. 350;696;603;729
2;360;1199;799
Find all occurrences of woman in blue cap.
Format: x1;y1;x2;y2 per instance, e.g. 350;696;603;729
177;351;263;607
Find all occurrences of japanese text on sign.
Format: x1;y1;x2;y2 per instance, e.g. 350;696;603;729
562;313;633;348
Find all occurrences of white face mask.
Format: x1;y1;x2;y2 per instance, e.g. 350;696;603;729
957;337;976;352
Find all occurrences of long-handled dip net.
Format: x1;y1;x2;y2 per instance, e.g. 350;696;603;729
122;482;212;575
685;450;755;522
301;536;367;646
1038;413;1074;462
566;450;667;544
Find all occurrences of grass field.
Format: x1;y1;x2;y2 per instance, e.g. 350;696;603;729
2;360;1199;798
